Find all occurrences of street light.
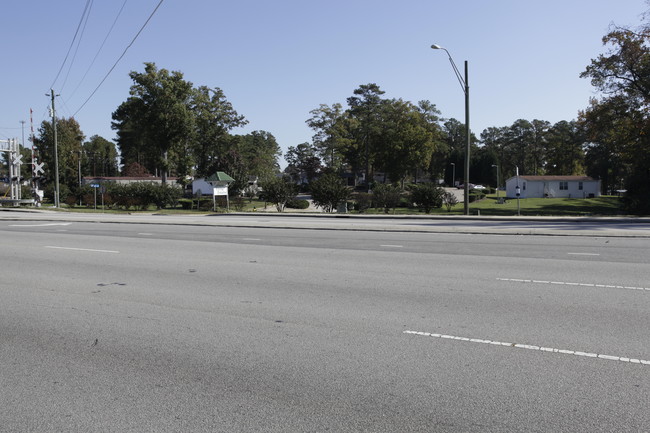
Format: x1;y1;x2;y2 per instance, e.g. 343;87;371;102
450;162;455;188
492;164;499;201
431;44;470;215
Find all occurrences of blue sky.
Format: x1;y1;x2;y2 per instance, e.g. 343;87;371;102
1;1;647;168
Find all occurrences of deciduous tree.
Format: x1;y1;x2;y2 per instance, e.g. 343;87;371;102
112;62;194;183
309;173;351;212
580;25;650;213
191;86;247;177
34;117;84;190
284;142;322;184
83;135;118;177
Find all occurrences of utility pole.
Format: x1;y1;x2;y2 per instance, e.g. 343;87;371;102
49;89;60;208
20;120;25;150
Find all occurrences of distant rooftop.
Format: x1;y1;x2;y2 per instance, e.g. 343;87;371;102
516;176;596;181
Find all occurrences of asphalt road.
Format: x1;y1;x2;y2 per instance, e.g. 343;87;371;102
1;215;649;432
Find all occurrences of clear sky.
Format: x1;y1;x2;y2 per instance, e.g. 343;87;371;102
1;0;647;168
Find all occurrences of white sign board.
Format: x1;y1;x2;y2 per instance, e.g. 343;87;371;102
213;185;228;196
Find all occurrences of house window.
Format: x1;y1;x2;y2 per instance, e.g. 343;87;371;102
578;182;583;190
559;181;568;190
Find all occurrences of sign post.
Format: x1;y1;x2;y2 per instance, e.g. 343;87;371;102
90;183;100;210
205;172;235;212
515;167;521;216
213;185;229;211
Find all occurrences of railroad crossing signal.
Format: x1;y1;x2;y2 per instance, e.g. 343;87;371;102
34;161;44;175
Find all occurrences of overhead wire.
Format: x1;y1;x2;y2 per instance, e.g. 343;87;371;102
49;0;93;90
67;0;129;101
72;0;165;117
60;0;95;94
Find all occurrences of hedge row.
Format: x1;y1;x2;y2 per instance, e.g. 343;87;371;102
68;183;182;210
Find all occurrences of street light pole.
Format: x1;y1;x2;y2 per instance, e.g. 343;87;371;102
432;44;470;215
450;162;455;188
492;164;499;201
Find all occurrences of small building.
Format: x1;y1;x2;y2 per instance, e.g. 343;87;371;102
192;172;236;196
505;175;601;199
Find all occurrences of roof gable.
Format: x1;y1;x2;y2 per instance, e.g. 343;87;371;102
205;172;235;182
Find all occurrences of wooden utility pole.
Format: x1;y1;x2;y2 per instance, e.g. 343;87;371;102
49;89;60;208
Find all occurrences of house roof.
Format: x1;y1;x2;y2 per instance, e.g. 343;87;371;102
84;176;178;181
509;175;597;182
205;171;234;182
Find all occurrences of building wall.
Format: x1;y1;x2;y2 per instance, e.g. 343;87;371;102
192;178;214;196
505;178;601;199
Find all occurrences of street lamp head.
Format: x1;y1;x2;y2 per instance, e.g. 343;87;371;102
492;164;498;168
431;44;444;50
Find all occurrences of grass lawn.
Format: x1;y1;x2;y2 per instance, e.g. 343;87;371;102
468;195;623;216
416;195;624;216
352;195;624;216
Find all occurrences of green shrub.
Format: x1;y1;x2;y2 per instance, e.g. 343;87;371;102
309;173;352;212
286;198;310;209
468;192;485;203
95;182;181;210
260;176;297;212
43;182;71;205
231;196;246;211
353;193;372;213
179;198;193;210
442;191;459;211
372;184;401;213
410;183;444;213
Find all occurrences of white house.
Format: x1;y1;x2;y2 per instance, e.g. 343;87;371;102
191;178;214;196
192;172;236;196
505;176;601;199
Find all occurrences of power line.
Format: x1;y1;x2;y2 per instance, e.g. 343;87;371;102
72;0;164;117
60;0;95;93
68;0;129;100
49;0;93;90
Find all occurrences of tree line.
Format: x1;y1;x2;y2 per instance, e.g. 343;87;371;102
285;17;650;214
20;14;650;214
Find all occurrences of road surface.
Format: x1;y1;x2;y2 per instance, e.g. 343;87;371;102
1;214;649;431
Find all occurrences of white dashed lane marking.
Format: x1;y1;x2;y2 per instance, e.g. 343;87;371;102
497;278;650;292
404;331;650;366
45;246;119;254
10;223;72;227
380;245;403;248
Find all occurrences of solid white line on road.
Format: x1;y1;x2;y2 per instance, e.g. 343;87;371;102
242;238;262;241
45;246;119;254
10;223;72;227
403;330;650;366
497;278;650;292
138;233;153;236
381;245;403;248
567;252;601;256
